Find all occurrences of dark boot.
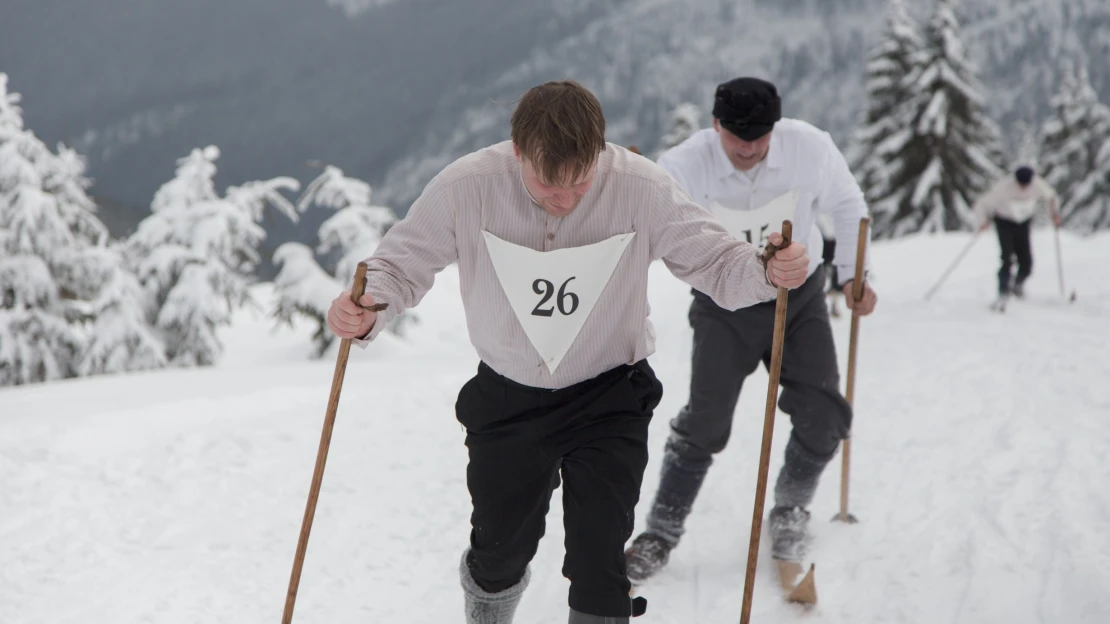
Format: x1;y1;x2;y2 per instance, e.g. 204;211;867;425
627;437;712;581
643;437;712;545
768;438;834;561
624;533;672;583
768;505;812;561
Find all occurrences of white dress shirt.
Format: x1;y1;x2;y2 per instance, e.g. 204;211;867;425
657;119;871;295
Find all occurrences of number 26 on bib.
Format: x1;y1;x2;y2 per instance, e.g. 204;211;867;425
482;231;635;374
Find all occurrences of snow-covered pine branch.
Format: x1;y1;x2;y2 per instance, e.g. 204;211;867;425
272;243;341;358
273;165;413;357
127;145;300;366
1;73;160;385
858;0;1005;239
1040;61;1110;233
659;103;702;155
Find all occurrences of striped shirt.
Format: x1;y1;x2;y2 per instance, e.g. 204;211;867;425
356;140;778;389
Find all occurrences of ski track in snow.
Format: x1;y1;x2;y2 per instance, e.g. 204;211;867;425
1;230;1108;623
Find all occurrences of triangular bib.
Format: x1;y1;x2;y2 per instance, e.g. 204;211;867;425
482;231;635;374
709;190;798;246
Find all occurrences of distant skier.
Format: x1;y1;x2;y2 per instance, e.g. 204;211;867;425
974;165;1061;306
325;80;810;624
623;76;877;582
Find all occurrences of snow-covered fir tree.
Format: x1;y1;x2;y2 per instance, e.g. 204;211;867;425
865;0;1005;239
127;146;299;366
62;245;167;376
0;73;163;385
659;103;702;153
1010;120;1040;171
272;165;408;357
304;166;395;284
271;243;341;357
1039;61;1110;233
849;0;924;189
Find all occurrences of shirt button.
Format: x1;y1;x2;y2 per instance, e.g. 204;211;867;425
547;233;555;240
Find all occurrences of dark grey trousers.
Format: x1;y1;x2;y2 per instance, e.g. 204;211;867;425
645;267;852;545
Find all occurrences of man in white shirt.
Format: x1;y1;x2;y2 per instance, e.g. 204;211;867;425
974;166;1061;301
325;80;810;624
625;77;878;581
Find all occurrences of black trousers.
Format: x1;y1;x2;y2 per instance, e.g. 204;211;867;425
456;360;663;617
995;216;1033;294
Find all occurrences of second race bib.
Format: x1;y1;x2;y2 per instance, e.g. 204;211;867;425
709;190;799;246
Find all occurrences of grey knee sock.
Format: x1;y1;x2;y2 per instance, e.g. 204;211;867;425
569;608;629;624
460;550;530;624
645;435;713;546
774;437;835;509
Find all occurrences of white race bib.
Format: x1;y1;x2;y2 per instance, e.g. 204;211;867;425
482;231;635;374
709;190;798;246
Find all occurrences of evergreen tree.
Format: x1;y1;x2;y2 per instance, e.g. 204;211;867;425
272;165;406;357
0;73;163;385
1040;61;1110;233
128;146;299;366
849;0;924;190
659;103;702;153
867;0;1005;238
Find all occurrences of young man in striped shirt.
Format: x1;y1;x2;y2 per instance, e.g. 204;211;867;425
326;80;810;624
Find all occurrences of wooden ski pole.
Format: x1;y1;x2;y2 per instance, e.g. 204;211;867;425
834;217;870;524
740;221;807;624
281;262;386;624
924;230;982;301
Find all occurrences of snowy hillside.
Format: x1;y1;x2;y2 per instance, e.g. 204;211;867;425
2;230;1109;623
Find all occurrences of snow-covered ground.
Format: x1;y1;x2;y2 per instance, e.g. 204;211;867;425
2;229;1108;624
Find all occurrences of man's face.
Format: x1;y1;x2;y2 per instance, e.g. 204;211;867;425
714;119;772;171
515;144;597;217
